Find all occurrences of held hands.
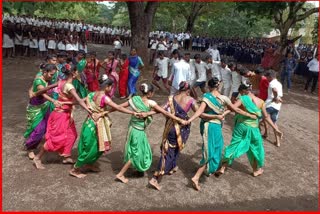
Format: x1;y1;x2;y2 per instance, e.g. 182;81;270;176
133;112;143;118
178;119;190;126
248;114;257;120
91;112;102;122
53;100;62;108
216;115;225;121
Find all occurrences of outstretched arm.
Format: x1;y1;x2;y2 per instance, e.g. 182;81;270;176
152;104;186;125
35;84;62;108
31;82;59;98
69;88;92;114
107;100;137;116
107;101;130;114
188;102;206;123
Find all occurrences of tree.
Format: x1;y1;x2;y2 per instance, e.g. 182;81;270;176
126;2;159;67
237;2;319;51
311;16;318;44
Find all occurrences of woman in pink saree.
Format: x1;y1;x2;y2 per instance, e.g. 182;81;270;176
33;64;92;169
101;51;119;98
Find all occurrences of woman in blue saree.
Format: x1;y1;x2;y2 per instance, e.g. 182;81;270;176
128;48;144;97
149;81;197;190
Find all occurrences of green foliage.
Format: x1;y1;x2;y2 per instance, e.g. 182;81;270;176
3;2;111;24
311;16;318;44
153;2;273;38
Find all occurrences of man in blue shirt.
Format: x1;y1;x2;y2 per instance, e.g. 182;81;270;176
280;52;297;92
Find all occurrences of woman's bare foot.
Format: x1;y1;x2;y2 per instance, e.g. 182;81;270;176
149;178;161;191
274;141;280;147
253;168;264;177
215;165;226;177
168;166;179;175
191;177;200;191
83;164;101;172
62;157;75;164
28;151;35;160
33;157;45;169
116;174;129;184
69;168;87;178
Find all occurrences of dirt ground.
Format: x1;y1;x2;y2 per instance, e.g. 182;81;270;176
2;44;319;211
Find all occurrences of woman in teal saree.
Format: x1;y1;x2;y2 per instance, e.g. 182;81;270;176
187;78;258;191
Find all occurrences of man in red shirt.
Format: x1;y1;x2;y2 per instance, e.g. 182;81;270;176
255;67;269;101
253;67;270;138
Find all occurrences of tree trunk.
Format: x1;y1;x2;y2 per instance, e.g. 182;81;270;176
184;2;205;33
127;2;159;72
185;15;197;32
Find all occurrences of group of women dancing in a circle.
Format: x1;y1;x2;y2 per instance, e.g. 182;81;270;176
24;51;282;191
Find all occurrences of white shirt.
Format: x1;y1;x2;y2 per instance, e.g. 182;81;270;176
155;57;170;78
231;71;242;93
220;66;232;88
169;57;180;76
171;43;179;52
114;40;122;49
100;27;106;34
206;48;221;61
157;42;167;51
76;24;81;32
265;79;283;111
169;57;180;67
307;59;319;72
171;60;191;90
188;59;196;81
64;22;69;29
207;61;221;81
195;61;209;82
58;22;63;29
70;23;74;32
149;39;158;50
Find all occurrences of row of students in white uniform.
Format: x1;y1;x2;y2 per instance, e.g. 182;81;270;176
152;50;248;101
2;14;131;37
149;31;192;49
2;14;130;55
2;20;88;57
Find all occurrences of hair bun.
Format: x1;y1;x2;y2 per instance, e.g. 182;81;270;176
39;63;46;70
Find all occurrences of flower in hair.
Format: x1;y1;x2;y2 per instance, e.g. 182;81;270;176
65;63;71;71
102;74;108;81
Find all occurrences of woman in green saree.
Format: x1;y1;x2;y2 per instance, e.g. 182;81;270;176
115;83;187;184
187;78;258;191
69;75;139;178
217;83;275;177
24;64;63;159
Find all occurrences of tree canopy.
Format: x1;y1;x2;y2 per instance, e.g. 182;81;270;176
236;2;318;46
